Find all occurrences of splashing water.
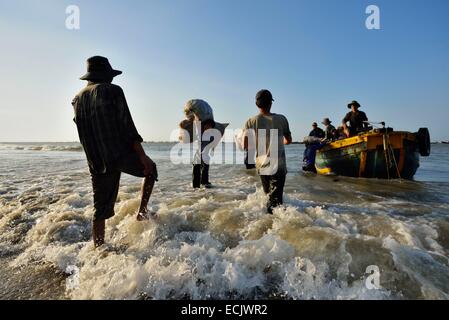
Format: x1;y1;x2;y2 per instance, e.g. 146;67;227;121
1;142;449;300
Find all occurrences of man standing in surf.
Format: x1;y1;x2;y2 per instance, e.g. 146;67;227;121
72;56;158;247
242;89;292;214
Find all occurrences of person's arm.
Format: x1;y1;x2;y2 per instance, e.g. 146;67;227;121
342;113;351;137
184;105;195;121
116;88;156;177
363;112;369;128
282;116;293;145
243;120;251;150
342;113;350;128
71;96;78;124
322;129;328;142
116;89;144;144
243;136;248;150
132;141;156;177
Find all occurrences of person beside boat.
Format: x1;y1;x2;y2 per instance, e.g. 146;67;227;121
342;100;369;137
242;89;292;214
309;122;325;138
302;136;323;173
321;118;336;141
302;118;332;172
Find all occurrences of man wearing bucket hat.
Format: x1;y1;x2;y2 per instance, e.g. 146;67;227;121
342;100;369;137
322;118;336;141
72;56;158;247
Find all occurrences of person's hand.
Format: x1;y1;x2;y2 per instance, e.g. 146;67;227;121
140;155;157;177
283;135;292;145
179;119;193;129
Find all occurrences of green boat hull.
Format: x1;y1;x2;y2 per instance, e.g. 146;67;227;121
315;131;422;180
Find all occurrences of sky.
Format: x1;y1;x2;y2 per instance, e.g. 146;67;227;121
0;0;448;142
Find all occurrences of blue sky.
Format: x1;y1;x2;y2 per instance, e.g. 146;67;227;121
0;0;448;142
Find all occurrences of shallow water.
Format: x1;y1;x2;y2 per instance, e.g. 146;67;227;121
0;142;448;300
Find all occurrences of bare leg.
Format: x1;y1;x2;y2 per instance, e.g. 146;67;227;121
137;176;156;221
92;219;105;247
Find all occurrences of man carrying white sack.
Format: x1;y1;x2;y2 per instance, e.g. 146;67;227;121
179;99;228;189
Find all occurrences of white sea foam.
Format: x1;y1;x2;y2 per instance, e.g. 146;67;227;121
1;143;449;299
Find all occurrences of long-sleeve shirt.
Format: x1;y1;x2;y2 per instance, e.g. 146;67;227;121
72;83;143;174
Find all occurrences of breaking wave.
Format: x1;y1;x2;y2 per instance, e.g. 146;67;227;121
1;143;449;299
0;143;83;152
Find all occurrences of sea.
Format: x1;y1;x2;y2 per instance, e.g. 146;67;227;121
1;142;449;300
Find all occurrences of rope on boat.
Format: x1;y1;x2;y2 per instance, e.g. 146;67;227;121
383;134;391;180
369;121;402;180
386;133;402;180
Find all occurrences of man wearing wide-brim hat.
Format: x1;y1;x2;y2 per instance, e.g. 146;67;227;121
342;100;369;137
72;56;158;247
321;118;337;141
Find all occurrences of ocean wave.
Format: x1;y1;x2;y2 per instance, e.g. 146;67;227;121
0;143;83;152
3;177;448;300
1;146;449;300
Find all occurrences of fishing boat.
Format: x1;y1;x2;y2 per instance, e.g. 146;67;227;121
314;127;430;180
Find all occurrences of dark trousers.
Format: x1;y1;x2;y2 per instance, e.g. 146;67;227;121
193;162;210;188
260;173;286;214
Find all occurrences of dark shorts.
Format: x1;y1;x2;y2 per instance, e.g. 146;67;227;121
91;152;146;222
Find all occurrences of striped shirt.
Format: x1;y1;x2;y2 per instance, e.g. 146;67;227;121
72;83;143;174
